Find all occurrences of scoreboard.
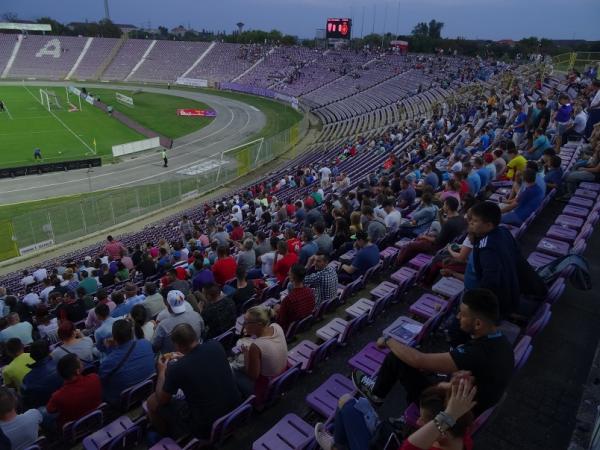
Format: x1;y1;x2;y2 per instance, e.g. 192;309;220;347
326;18;352;39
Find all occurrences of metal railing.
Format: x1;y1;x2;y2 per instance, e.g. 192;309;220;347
552;52;600;74
4;114;308;260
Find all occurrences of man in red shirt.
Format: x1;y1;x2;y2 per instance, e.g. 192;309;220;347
285;228;301;255
211;246;238;286
274;264;315;332
272;241;298;284
46;354;102;428
103;235;125;260
229;221;244;242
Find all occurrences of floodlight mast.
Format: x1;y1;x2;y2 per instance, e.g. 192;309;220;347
104;0;111;20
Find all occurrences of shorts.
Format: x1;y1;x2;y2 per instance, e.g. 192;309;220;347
159;399;210;439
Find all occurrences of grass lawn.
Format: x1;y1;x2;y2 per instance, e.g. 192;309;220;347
0;85;214;168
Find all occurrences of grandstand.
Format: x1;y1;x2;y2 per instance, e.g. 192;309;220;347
0;17;599;450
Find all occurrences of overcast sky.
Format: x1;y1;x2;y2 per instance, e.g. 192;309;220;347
2;0;599;40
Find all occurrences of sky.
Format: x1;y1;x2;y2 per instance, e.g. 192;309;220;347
2;0;599;41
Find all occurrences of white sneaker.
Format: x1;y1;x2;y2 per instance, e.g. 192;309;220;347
314;422;334;450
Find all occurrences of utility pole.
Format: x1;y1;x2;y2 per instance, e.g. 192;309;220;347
360;6;365;38
103;0;110;20
372;4;376;34
382;2;388;48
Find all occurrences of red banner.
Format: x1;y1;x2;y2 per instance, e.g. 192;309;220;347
176;109;216;117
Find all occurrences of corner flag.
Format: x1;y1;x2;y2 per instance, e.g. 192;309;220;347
93;138;97;152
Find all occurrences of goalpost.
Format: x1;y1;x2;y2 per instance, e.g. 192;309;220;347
39;89;63;112
65;86;83;112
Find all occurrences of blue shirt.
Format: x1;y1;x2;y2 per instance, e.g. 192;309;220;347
111;295;144;318
99;339;155;405
513;112;527;133
21;357;63;409
479;134;490;151
535;172;546;194
533;135;552;152
514;184;544;221
424;172;439;190
476;167;490;188
544;167;563;186
94;317;117;354
467;171;482;195
351;244;380;275
298;240;318;265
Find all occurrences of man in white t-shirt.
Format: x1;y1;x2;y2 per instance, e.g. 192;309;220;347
382;199;403;232
319;166;332;189
19;271;34;287
22;287;41;308
32;267;47;283
39;279;54;303
0;387;42;450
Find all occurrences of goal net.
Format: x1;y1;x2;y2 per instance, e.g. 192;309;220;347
39;89;62;111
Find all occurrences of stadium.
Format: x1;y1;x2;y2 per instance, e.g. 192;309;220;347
0;1;598;449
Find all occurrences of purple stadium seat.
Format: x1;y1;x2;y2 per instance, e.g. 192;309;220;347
347;342;390;377
63;403;107;444
525;303;552;338
380;246;400;270
316;313;368;344
285;314;314;341
407;253;433;273
567;196;594;208
535;237;570;257
262;364;302;407
409;293;448;320
252;413;314;450
546;225;577;243
554;214;584;229
394;237;413;249
211;328;237;351
382;315;434;346
119;377;154;412
546;277;566;304
498;320;521;346
337;277;363;304
574;189;598;200
431;277;465;299
81;415;133;450
201;395;255;446
390;267;418;289
305;373;355;418
370;281;400;301
288;337;337;372
149;438;200;450
579;182;600;191
513;335;533;371
402;402;420;428
562;205;589;218
526;252;556;270
339;249;356;264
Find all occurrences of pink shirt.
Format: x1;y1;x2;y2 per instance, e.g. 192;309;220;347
104;241;124;259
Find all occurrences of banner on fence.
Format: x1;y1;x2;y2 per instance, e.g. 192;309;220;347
176;77;208;88
176;109;216;117
19;239;55;256
112;137;161;157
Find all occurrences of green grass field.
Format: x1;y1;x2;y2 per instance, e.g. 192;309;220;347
0;85;213;167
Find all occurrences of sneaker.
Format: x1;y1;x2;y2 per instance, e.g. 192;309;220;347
314;423;334;450
351;370;384;404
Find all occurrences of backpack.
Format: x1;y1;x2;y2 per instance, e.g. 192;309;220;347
535;254;592;290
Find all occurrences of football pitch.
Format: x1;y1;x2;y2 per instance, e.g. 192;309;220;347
0;85;214;168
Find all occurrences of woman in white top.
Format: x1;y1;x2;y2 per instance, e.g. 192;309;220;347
130;304;155;341
236;306;288;402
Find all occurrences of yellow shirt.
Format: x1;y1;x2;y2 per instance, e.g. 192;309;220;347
2;352;34;390
506;155;527;179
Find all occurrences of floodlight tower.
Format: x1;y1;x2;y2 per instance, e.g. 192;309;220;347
236;22;244;34
104;0;111;20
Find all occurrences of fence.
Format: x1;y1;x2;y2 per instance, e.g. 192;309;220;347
4;115;308;261
552;52;600;74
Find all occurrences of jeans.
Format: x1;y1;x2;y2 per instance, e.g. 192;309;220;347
333;399;373;450
523;149;543;161
501;211;523;226
565;170;596;194
372;353;436;404
512;131;525;148
246;268;264;280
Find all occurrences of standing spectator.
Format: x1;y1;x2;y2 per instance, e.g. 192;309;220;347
146;324;242;440
511;103;528;147
236;239;256;272
200;284;237;339
21;340;63;409
1;338;34;391
274;264;315;332
99;319;155;406
304;253;338;308
103;235;125;260
191;260;215;292
46;354;102;428
553;93;574;152
0;387;43;450
152;290;204;355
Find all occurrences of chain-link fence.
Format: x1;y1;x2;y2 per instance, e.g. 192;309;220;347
5;116;308;260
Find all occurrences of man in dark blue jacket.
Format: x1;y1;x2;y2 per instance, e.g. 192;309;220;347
468;201;521;317
21;340;63;410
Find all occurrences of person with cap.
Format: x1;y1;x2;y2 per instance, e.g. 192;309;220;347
152;290;204;354
339;231;380;284
99;319;155;406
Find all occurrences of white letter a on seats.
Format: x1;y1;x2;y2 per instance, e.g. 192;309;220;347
36;38;62;58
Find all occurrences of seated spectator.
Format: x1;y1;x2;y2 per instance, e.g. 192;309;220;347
236;239;256;272
0;313;33;345
161;269;190;298
99;319;155;406
0;387;42;450
473;156;491;190
234;307;288;401
398;178;417;209
298;229;318;266
396;197;467;267
191;259;215;292
93;304;117;354
130;304;155;341
463;162;481;196
544;155;564;191
110;291;130;319
273;240;299;284
501;168;544;226
200;284;237;339
51;320;99;364
362;205;387;243
56;291;87;323
340;231;380;283
230;267;256;314
313;221;333;255
399;192;439;237
2;338;34;391
274;264;315;332
46;354;102;429
212;246;238;286
503;147;527;180
21;340;63;409
562;146;600;197
138;253;157;279
525;128;552;161
492;149;506;180
98;264;116;287
84;289;115;330
304;253;338;308
142;282;165;319
353;289;513;416
147;323;242;439
152;290;204;355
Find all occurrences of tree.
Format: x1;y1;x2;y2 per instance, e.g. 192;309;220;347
428;20;444;39
37;17;70;35
1;12;18;22
281;34;298;46
412;22;429;37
